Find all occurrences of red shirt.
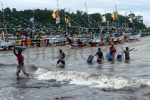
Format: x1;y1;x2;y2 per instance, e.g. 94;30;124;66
110;46;116;53
16;54;24;66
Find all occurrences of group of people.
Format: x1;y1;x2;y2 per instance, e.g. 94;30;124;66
94;44;134;63
13;48;65;79
14;44;134;79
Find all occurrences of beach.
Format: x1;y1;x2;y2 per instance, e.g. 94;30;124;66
0;36;150;100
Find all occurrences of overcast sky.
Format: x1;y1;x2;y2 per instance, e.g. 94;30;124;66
2;0;150;27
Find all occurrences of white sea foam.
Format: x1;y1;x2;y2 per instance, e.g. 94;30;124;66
34;68;150;90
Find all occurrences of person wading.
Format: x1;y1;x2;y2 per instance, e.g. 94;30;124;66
14;48;29;79
122;47;134;60
94;48;104;63
109;44;116;62
56;49;65;67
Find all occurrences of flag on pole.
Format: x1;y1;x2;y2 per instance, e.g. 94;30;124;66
56;17;60;24
52;10;60;24
101;15;106;22
65;17;71;23
111;11;118;20
30;17;34;22
52;10;58;18
128;18;133;23
112;12;116;20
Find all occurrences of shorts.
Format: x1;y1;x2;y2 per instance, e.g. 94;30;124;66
97;59;102;63
17;66;27;74
125;57;130;60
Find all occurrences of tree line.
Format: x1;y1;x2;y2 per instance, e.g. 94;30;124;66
0;7;147;34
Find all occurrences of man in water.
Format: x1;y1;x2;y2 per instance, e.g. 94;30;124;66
95;48;104;63
109;44;116;61
14;48;29;79
122;47;134;60
56;49;65;66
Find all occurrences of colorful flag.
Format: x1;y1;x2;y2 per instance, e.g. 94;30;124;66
52;10;58;18
111;11;118;20
65;18;71;23
112;12;116;20
101;15;106;22
52;10;60;24
128;18;133;23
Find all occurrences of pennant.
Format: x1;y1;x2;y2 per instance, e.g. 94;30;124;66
52;10;58;18
112;13;116;20
111;11;118;20
101;15;106;22
65;17;71;23
56;17;60;24
52;10;60;24
128;18;133;23
30;17;34;22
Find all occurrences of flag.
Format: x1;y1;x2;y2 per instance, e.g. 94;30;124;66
52;10;60;24
128;18;133;23
56;17;60;24
52;10;58;18
65;17;71;23
111;11;118;20
112;12;116;20
101;15;106;22
30;17;34;22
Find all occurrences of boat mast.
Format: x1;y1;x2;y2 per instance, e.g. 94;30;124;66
85;2;92;37
115;4;119;27
1;1;8;41
32;8;35;39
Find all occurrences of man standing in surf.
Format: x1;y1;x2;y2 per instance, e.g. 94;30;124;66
56;49;65;67
95;48;104;63
14;48;29;79
109;44;116;62
122;47;134;60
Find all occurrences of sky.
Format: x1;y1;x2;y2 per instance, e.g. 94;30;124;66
2;0;150;27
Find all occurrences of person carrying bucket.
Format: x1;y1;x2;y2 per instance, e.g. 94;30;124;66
94;48;104;63
109;44;116;61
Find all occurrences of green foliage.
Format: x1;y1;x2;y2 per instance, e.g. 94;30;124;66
0;7;147;34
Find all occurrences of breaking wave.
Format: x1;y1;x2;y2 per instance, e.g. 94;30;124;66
34;68;150;90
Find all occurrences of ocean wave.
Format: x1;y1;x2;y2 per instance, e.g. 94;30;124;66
34;68;150;90
0;63;17;67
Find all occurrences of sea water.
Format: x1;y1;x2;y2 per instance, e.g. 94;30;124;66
0;36;150;100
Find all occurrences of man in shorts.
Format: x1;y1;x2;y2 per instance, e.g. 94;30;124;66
14;48;29;79
122;47;134;60
95;48;104;63
56;49;65;66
